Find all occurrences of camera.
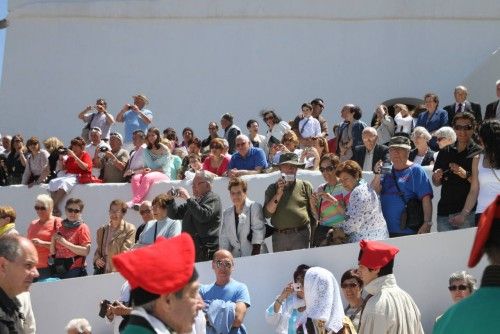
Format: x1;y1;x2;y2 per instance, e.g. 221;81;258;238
98;299;111;318
381;161;393;174
57;147;68;155
99;146;109;153
292;282;302;292
168;188;179;197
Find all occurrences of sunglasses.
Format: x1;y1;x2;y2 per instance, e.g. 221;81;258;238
453;124;473;131
448;284;468;291
215;260;232;269
34;206;47;211
341;282;359;289
139;209;152;214
319;165;335;173
66;208;81;214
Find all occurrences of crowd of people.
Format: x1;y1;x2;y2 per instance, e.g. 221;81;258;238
0;82;500;333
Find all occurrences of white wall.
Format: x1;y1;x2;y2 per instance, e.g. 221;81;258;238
30;228;488;334
1;0;500;142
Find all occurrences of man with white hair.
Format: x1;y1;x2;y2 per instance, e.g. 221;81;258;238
166;170;222;262
226;134;268;177
485;79;500;120
351;127;389;172
86;127;110;178
444;85;482;125
93;132;129;183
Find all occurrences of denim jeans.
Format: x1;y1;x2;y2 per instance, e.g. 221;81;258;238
437;212;475;232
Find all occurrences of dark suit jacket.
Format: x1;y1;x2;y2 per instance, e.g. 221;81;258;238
409;148;435;166
352;144;389;172
443;101;482;125
485;100;499;120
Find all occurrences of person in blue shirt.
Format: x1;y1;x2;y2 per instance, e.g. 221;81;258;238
415;92;448;150
226;134;268;177
116;94;153;146
200;250;251;333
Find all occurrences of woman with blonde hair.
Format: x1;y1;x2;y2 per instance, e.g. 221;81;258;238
0;206;18;237
43;136;65;182
27;194;62;280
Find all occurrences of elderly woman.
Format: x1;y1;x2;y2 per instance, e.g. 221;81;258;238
309;154;347;247
136;193;182;246
337;160;389;242
202;138;231;176
261;108;292;147
416;93;449;150
49;198;91;279
48;136;97;216
219;177;266;257
93;200;136;274
432;112;482;232
43;136;65;182
302;267;354;334
373;104;395;145
270;130;302;165
448;271;476;304
22;136;50;187
128;127;172;209
6;134;28;185
265;264;310;334
27;194;62;280
65;318;92;334
410;126;435;166
340;269;365;331
337;104;367;162
393;103;414;134
434;126;457;151
0;206;18;237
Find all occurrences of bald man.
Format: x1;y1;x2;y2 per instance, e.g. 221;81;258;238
200;250;250;333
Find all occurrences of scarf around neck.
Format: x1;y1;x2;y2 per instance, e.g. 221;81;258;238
62;219;82;229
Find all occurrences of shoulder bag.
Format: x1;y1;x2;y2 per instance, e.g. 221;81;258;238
391;167;424;232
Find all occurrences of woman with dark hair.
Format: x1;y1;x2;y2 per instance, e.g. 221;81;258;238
340;269;365;331
6;134;28;185
337;160;388;242
48;136;98;216
179;137;202;179
202;138;231;176
265;264;310;333
180;127;194;148
261;109;292;148
472;120;500;224
93;199;136;274
310;154;348;246
22;136;50;187
337;104;367;162
416;93;449;150
49;198;91;279
373;105;395;145
247;119;267;152
128;127;172;209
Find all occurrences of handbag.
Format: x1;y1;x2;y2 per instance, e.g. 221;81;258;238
246;203;275;242
49;256;78;277
93;226;107;275
391;168;424;232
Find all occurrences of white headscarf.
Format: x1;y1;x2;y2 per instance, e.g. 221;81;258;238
304;267;344;333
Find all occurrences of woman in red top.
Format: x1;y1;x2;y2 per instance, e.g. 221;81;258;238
47;136;96;216
202;138;230;176
27;194;62;281
49;198;91;279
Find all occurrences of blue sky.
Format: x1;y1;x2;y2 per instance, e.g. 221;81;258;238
0;0;7;84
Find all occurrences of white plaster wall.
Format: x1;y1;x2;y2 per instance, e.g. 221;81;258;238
30;228;488;334
1;0;500;142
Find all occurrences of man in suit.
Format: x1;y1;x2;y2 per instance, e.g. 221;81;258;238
485;80;500;121
443;85;482;125
352;127;389;172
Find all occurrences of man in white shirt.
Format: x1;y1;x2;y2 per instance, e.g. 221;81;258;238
85;127;110;177
298;103;321;140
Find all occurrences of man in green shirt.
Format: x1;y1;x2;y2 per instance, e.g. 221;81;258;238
434;195;500;334
264;152;314;252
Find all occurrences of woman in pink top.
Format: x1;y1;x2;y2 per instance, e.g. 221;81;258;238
27;194;62;281
202;138;230;176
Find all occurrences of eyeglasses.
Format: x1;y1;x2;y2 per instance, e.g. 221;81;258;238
319;165;335;173
34;206;47;211
448;284;468;291
341;282;359;289
215;260;232;269
66;208;81;213
453;124;473;131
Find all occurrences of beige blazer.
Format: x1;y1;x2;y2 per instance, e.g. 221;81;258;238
93;220;136;273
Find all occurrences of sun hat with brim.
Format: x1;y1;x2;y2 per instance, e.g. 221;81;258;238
274;152;305;168
133;94;150;105
388;136;412;150
468;195;500;268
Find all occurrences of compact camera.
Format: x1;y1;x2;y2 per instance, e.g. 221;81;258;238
381;161;393;174
57;147;68;155
99;146;109;153
291;282;302;292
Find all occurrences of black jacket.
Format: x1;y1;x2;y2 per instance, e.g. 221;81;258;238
444;101;482;125
409;148;435;166
352;144;389;172
485;100;499;120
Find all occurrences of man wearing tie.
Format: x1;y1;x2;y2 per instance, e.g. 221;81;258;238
444;85;482;125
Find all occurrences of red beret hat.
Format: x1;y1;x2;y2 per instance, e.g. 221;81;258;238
359;240;399;269
112;233;195;295
468;195;500;268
